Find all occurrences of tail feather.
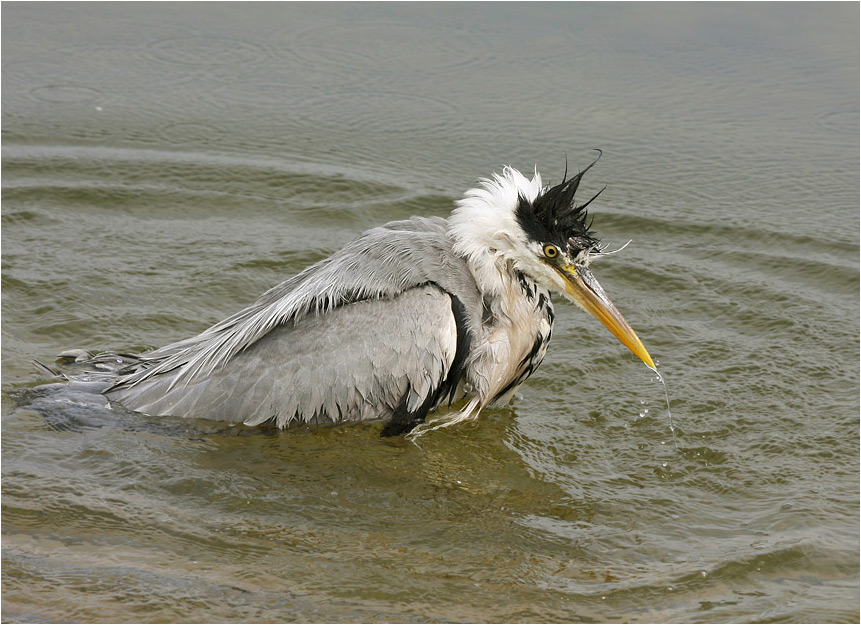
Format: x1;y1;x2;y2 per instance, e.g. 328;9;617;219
32;360;66;379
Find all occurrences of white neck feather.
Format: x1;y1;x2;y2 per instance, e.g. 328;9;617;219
447;166;544;297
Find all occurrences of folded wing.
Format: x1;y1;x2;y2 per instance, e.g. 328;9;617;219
106;285;462;429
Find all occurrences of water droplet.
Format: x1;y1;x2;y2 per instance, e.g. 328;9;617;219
662;462;668;467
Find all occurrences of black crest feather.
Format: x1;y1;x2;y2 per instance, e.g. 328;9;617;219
515;150;603;252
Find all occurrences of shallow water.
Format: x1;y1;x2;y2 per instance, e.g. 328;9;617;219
2;4;858;623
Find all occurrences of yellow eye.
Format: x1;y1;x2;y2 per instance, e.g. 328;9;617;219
543;244;559;259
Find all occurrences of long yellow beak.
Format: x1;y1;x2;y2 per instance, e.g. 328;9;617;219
555;264;656;370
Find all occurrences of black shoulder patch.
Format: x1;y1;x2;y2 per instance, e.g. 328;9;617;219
438;293;472;407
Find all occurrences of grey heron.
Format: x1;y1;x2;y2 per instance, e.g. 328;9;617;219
98;154;655;438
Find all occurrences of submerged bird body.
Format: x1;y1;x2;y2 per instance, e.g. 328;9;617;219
101;156;654;436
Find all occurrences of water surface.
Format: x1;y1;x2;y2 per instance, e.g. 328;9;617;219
2;4;858;623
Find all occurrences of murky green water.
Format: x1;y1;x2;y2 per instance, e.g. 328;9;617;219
2;4;858;623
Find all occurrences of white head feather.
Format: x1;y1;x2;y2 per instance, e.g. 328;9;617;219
448;166;569;298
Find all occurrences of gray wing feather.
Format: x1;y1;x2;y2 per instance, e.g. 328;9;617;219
108;216;478;393
107;285;459;427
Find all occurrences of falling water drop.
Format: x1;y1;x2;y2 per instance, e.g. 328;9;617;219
648;364;676;446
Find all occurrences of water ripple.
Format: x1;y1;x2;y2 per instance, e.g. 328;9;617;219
142;36;277;68
28;84;103;104
289;21;496;75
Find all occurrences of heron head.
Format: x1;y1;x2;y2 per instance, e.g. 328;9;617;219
450;152;655;369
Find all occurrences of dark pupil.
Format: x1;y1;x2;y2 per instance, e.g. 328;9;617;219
546;245;556;257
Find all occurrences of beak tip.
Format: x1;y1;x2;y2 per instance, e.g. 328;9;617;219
633;345;656;372
559;264;656;373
